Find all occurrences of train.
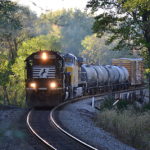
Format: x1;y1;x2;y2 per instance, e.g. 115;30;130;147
25;50;144;107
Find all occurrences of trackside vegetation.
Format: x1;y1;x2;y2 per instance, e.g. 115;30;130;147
96;98;150;150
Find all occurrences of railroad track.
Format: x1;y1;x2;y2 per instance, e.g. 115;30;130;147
27;109;97;150
26;86;146;150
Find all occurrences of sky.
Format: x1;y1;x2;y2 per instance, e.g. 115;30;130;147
12;0;89;16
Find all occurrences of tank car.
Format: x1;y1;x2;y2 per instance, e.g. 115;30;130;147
80;64;129;93
25;50;66;107
81;64;98;93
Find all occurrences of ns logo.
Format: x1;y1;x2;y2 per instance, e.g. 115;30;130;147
39;68;49;78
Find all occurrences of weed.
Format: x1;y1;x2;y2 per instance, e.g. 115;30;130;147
96;109;150;150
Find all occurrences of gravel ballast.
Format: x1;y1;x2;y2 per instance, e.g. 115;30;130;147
0;107;44;150
57;98;137;150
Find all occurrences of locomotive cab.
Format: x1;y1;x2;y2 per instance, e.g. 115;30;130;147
25;50;65;107
64;53;83;98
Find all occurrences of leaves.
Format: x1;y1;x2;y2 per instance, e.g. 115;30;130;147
87;0;150;51
36;9;93;55
81;34;132;64
0;54;12;86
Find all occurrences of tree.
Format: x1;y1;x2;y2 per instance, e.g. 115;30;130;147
81;34;132;64
87;0;150;59
0;1;38;106
36;9;94;55
0;54;12;104
60;9;94;55
0;1;37;60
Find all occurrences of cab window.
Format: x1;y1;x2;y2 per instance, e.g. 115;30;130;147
65;57;73;64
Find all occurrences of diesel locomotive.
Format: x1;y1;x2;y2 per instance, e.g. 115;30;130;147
25;50;143;107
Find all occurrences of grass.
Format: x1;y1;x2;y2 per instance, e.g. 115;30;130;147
96;99;150;150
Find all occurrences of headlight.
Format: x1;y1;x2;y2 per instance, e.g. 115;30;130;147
50;82;57;89
30;82;36;89
41;52;48;60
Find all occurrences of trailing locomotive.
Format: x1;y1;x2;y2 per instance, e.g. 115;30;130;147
25;50;143;107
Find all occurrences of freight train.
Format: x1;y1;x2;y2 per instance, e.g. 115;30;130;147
25;50;143;107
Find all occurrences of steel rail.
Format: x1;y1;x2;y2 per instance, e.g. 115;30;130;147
26;110;56;150
27;109;96;150
49;85;146;150
50;104;98;150
26;85;146;150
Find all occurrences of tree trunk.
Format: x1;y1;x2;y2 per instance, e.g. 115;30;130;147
13;90;18;105
3;86;9;105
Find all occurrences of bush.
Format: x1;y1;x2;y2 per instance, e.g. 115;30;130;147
100;97;130;111
100;97;114;110
96;109;150;150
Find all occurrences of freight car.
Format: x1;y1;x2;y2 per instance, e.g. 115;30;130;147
25;50;143;108
112;58;144;85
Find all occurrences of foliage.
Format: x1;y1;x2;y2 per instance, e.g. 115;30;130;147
86;0;150;58
81;34;132;64
12;33;62;79
0;1;37;106
0;54;11;86
60;9;93;55
96;109;150;150
100;97;131;111
0;1;37;60
37;9;93;55
100;97;114;110
0;53;13;104
0;1;22;37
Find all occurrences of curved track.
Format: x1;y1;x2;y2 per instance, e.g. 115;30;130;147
27;86;145;150
27;109;97;150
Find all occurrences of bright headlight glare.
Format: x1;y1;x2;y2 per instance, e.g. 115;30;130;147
41;52;48;60
50;82;57;89
30;82;36;89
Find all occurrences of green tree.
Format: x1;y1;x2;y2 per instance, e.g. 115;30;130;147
60;9;93;55
0;54;12;104
81;34;132;64
36;9;93;55
0;1;37;60
87;0;150;60
0;1;37;106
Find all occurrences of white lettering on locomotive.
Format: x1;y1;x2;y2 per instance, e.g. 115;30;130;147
32;66;56;78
